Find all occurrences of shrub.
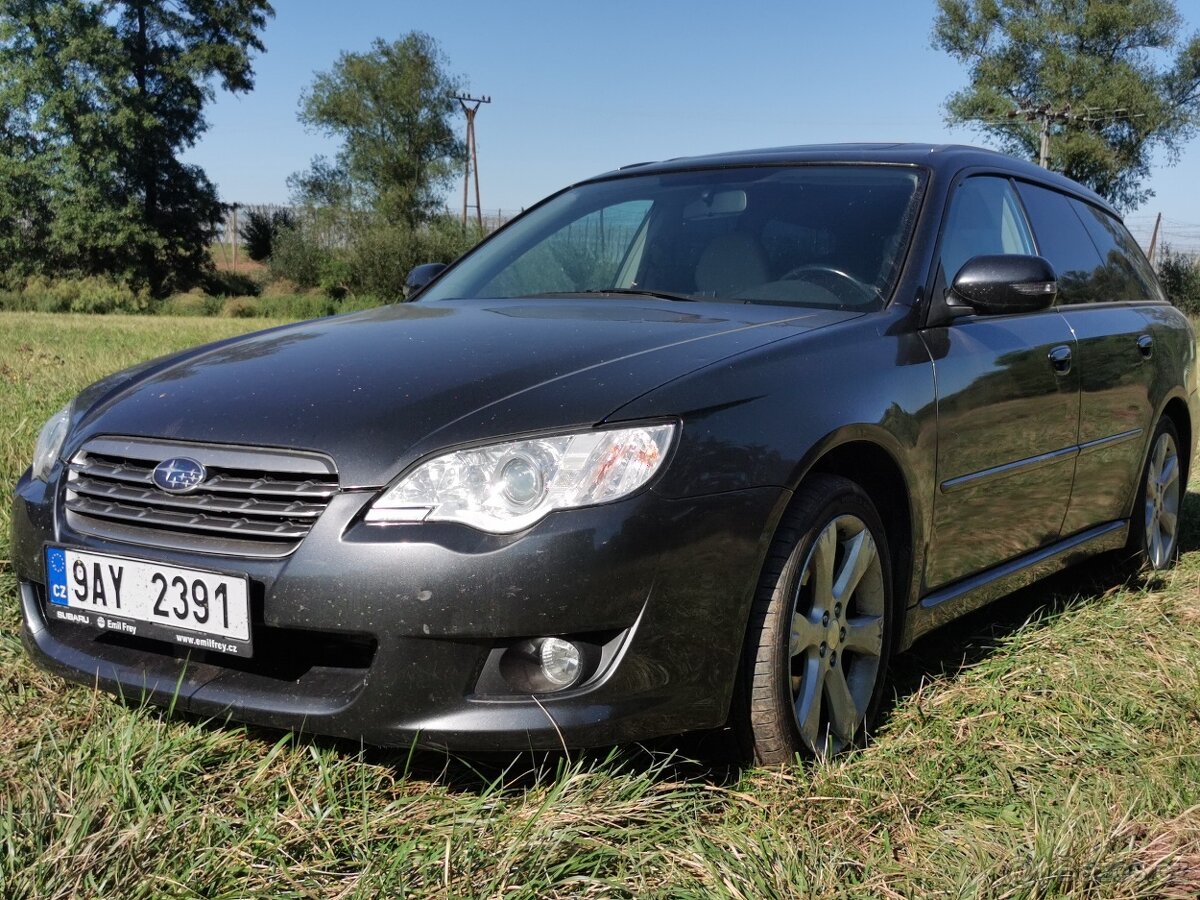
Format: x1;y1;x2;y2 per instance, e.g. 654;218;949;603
0;276;151;313
267;209;485;301
202;268;261;298
71;278;151;314
159;294;206;316
1158;246;1200;316
160;290;223;316
221;297;260;318
336;294;387;314
260;277;302;298
348;223;417;300
422;214;486;265
270;225;332;289
240;208;296;262
319;256;355;300
347;215;484;300
254;293;336;319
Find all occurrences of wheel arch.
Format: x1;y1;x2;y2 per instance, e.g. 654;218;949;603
791;432;924;649
1160;394;1193;489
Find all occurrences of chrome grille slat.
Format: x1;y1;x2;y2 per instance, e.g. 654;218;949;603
199;472;339;500
66;495;311;539
67;460;154;488
65;439;339;557
69;460;337;499
68;474;327;519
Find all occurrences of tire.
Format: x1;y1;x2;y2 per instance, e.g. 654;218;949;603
1126;417;1184;571
739;474;895;766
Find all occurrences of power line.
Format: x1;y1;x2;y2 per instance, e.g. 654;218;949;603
972;105;1146;169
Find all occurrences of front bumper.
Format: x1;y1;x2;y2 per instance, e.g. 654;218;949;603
12;469;786;750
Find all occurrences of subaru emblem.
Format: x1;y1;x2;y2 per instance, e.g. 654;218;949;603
152;457;207;494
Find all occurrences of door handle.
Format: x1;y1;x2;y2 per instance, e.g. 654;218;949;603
1137;334;1153;359
1048;344;1072;376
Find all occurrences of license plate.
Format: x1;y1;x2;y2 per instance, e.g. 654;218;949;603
44;546;252;657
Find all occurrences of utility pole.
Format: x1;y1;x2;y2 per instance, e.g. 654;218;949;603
454;94;491;231
230;203;239;272
1147;212;1163;268
1006;106;1075;169
990;105;1145;171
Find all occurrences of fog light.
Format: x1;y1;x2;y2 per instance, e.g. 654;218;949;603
488;634;609;695
539;637;582;686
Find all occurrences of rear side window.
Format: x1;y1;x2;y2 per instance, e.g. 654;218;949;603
1014;181;1105;304
939;176;1036;281
1070;200;1162;303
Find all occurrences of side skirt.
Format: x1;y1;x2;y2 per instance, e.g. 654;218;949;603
901;520;1129;649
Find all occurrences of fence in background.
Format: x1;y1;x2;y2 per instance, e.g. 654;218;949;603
1127;215;1200;268
212;204;1200;275
213;205;519;247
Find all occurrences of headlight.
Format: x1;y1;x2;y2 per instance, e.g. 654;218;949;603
365;423;676;533
32;402;72;481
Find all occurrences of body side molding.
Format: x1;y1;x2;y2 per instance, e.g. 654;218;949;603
902;520;1128;648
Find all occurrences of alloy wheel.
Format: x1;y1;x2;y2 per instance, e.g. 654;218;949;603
787;514;886;755
1144;430;1181;569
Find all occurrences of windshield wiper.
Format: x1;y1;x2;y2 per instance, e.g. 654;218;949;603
578;288;699;302
522;288;702;302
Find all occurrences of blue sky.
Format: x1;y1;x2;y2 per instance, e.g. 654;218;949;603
183;0;1200;248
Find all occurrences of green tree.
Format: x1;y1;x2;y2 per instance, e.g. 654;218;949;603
0;1;274;294
933;0;1200;209
292;32;466;227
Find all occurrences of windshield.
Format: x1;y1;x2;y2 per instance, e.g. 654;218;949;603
421;165;926;309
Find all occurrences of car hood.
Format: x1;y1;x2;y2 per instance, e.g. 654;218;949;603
70;298;859;487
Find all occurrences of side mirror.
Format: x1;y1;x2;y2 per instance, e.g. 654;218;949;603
404;262;447;299
950;254;1058;315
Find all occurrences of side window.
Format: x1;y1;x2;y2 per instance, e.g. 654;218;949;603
1070;200;1162;303
1014;181;1104;304
939;176;1036;281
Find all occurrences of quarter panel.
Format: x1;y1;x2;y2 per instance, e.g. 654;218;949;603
1134;303;1198;493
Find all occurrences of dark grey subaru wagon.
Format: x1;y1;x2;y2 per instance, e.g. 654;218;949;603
11;144;1196;763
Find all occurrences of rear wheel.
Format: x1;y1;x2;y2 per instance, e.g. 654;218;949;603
740;475;894;765
1127;417;1183;570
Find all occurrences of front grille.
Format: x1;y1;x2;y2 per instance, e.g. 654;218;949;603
65;437;339;557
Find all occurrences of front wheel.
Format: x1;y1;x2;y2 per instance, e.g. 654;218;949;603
1127;417;1184;570
740;475;894;765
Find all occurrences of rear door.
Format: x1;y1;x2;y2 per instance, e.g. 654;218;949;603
922;175;1080;591
1015;181;1160;534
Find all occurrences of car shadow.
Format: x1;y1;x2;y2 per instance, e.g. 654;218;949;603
886;489;1200;713
207;720;743;793
154;493;1200;794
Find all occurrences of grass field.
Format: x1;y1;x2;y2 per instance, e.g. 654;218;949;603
2;311;1200;898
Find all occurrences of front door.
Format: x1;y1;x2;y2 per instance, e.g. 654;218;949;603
922;175;1080;591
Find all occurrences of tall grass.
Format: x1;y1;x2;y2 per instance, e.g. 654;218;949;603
1;311;1199;897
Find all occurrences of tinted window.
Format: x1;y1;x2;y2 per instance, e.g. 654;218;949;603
483;200;653;297
1014;181;1104;304
939;177;1036;281
423;166;927;310
1071;200;1161;303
